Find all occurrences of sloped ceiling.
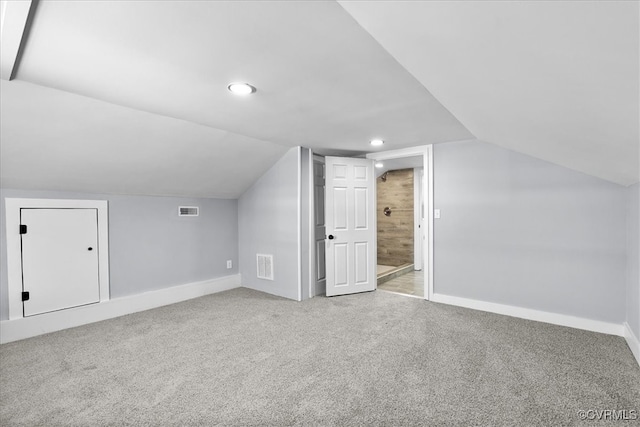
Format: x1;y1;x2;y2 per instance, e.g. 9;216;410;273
0;0;471;198
0;80;288;198
339;0;639;186
1;0;637;199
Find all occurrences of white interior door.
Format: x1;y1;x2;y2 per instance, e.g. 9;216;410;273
325;156;376;296
21;208;100;316
313;158;327;296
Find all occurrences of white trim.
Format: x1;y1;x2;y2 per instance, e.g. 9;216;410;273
624;322;640;367
367;145;430;161
5;198;110;320
372;158;378;291
312;155;326;298
426;145;434;301
431;293;624;337
413;167;423;270
307;149;315;299
0;0;33;80
366;145;434;301
0;274;241;344
296;146;302;302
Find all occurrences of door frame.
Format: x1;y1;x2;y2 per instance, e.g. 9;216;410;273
310;154;326;297
413;167;424;271
4;198;110;320
366;145;434;300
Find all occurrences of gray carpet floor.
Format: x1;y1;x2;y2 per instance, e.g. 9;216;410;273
1;288;638;426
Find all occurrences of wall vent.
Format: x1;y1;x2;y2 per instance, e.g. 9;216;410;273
178;206;199;217
256;254;274;280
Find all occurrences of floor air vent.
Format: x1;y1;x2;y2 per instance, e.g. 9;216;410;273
178;206;199;217
256;254;274;280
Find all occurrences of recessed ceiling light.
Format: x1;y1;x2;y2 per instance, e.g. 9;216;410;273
228;82;256;95
370;139;384;146
375;162;384;168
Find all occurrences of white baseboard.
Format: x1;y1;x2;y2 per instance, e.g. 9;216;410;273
623;322;640;367
0;274;241;344
431;293;624;337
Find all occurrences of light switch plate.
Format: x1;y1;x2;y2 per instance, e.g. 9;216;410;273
434;209;441;219
226;260;232;269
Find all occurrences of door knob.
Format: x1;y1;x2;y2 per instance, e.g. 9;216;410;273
88;247;93;251
328;235;335;240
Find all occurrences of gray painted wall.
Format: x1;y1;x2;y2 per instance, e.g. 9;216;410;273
0;189;238;320
433;140;627;324
238;147;300;301
627;183;640;338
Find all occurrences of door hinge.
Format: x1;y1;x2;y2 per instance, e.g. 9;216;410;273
19;224;27;234
21;291;30;301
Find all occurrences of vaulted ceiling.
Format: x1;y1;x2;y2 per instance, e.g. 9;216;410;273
339;0;639;187
1;0;637;198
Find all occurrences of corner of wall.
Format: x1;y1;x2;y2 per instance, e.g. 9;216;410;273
625;183;640;358
237;147;302;301
624;321;640;368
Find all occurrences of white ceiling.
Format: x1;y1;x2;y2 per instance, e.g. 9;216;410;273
1;0;637;198
1;0;473;197
0;80;287;198
340;0;639;186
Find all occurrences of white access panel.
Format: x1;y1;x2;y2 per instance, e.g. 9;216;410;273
20;208;100;316
325;157;376;297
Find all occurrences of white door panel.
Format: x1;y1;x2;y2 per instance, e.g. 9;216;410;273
316;240;326;281
325;157;376;296
333;187;348;230
333;243;349;287
21;208;100;316
354;242;370;284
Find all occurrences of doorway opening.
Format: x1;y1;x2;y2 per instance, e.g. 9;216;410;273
367;146;433;300
374;158;424;297
310;146;433;300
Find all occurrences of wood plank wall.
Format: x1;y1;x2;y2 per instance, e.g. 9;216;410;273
377;168;414;266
